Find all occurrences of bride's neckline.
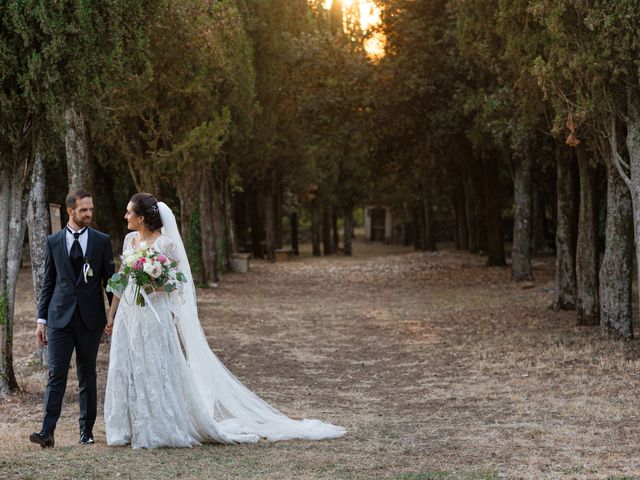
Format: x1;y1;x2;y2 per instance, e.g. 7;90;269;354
132;231;162;249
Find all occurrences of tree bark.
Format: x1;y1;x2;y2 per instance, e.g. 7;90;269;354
532;182;546;253
464;174;481;253
275;179;283;250
554;145;577;310
512;155;533;281
290;211;299;255
223;177;238;258
200;171;219;286
64;104;93;192
235;191;247;252
412;206;422;250
611;115;640;339
482;154;506;266
248;186;263;258
344;204;354;256
264;186;276;261
575;145;599;325
332;207;340;252
99;162;125;249
599;152;633;337
311;199;322;256
0;150;35;394
322;201;333;255
454;182;468;250
27;153;50;366
423;198;437;252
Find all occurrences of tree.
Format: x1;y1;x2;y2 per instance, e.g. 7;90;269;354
532;1;637;334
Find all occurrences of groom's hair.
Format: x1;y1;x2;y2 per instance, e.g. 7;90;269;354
66;189;92;209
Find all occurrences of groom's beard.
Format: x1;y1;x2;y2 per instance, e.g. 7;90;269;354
70;212;92;228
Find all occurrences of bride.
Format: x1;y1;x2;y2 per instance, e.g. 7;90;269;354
104;193;346;448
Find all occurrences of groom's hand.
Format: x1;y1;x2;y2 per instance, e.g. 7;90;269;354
36;324;47;347
105;320;114;336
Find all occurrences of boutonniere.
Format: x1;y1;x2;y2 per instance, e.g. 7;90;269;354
83;256;94;283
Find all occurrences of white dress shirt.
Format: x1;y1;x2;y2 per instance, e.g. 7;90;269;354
66;225;88;256
37;225;88;325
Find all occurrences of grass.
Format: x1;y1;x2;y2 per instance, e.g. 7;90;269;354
2;241;640;479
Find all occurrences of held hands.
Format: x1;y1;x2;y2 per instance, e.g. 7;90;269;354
36;324;47;347
105;317;114;336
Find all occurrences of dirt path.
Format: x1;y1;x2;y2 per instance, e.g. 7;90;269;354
1;241;640;479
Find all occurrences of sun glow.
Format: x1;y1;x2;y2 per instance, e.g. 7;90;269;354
323;0;385;59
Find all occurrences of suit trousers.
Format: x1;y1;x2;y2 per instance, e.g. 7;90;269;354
42;307;103;434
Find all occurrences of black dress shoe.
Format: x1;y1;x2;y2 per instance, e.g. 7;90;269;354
29;431;54;448
79;432;95;445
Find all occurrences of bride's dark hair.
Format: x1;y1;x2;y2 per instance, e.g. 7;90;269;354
130;193;163;232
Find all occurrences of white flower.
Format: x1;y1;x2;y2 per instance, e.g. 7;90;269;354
142;260;163;279
142;261;154;275
149;264;163;279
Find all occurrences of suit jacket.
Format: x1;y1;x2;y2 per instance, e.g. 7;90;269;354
37;227;115;330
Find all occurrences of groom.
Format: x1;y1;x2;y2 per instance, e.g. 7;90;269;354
30;189;115;448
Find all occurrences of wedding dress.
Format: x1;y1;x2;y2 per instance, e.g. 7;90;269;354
104;203;345;449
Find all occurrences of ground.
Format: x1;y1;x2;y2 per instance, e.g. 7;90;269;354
1;240;639;479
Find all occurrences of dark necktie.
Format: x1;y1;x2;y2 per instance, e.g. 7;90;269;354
68;228;85;279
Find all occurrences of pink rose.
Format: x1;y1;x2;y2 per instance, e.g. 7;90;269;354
133;260;144;271
157;254;168;264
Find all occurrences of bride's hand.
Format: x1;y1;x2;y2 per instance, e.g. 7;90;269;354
105;318;114;336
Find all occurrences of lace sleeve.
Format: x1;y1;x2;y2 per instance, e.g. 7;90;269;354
155;235;186;298
107;232;136;298
156;235;180;264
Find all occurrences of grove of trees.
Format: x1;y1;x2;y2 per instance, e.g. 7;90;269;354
1;0;639;393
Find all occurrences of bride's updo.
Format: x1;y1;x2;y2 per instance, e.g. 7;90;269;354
130;193;163;232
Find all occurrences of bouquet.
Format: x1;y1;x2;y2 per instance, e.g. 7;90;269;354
107;241;186;307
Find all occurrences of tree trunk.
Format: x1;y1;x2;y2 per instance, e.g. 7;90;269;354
575;145;599;325
554;145;578;310
464;174;481;253
454;182;468;250
27;153;50;367
482;154;506;266
532;182;546;253
200;171;219;286
290;211;299;255
344;204;354;256
512;155;533;281
614;116;640;339
332;207;340;252
275;179;283;250
64;104;93;192
235;191;247;252
412;206;422;250
423;198;437;251
322;201;333;255
599;153;633;337
248;186;263;258
311;200;322;256
0;152;35;394
223;177;238;257
264;186;276;261
99;162;125;249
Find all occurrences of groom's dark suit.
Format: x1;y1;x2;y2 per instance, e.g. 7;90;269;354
37;226;115;435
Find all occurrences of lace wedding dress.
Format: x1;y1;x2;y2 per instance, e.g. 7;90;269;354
104;204;345;449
